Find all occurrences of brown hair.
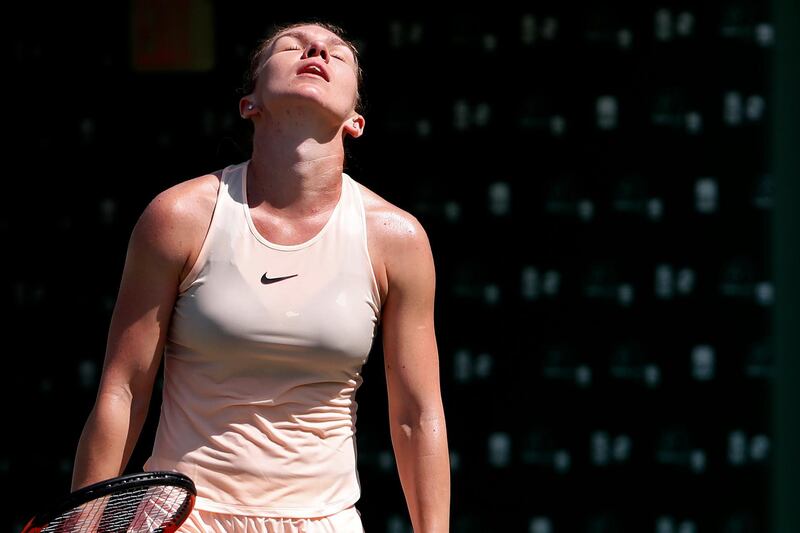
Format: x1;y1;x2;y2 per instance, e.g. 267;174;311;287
240;19;365;116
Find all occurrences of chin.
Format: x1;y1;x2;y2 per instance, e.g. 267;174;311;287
284;96;348;124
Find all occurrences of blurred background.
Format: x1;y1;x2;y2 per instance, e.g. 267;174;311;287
6;1;799;532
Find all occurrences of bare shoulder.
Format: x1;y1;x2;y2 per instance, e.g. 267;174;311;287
355;181;435;302
133;170;223;279
361;185;427;246
148;170;222;231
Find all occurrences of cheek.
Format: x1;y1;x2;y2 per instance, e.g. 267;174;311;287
259;58;292;86
338;69;358;96
263;62;286;85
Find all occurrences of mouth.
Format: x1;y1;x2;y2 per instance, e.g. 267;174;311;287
296;63;329;82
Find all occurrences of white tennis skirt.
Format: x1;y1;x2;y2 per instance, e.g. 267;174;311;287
177;504;364;533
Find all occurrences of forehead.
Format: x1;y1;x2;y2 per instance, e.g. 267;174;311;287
272;26;349;49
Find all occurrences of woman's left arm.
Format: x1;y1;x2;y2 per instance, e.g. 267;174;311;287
380;213;450;533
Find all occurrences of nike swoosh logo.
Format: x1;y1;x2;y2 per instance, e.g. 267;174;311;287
261;272;299;285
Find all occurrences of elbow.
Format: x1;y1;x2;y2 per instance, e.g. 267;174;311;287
389;409;449;459
94;384;150;422
389;402;447;434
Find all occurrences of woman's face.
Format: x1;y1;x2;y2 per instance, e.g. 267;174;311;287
255;24;360;126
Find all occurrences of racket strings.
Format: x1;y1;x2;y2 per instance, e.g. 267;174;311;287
41;485;192;533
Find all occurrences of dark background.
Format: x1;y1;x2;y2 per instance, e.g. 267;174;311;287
6;2;799;532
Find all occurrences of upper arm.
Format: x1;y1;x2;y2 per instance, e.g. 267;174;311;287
95;185;194;405
380;212;443;423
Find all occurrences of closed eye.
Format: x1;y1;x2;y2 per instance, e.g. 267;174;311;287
283;46;345;61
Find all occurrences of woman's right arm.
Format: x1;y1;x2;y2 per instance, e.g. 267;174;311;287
71;186;194;492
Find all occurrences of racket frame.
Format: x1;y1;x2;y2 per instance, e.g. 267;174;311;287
21;471;196;533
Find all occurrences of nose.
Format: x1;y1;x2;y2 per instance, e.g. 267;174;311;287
303;39;330;62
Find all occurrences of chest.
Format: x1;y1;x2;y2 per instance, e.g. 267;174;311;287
245;205;388;308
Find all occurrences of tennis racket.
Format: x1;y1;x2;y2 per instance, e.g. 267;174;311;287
21;471;196;533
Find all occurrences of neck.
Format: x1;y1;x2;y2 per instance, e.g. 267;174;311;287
248;102;346;215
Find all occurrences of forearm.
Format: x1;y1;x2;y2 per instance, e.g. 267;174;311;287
390;412;450;533
71;390;149;491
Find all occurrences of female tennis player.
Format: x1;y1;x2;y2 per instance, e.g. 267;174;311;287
70;19;450;533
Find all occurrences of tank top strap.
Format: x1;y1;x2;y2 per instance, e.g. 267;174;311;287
177;162;243;293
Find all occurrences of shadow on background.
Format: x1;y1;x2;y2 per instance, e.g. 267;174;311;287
770;0;800;531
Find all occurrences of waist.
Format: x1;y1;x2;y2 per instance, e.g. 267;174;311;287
144;455;361;518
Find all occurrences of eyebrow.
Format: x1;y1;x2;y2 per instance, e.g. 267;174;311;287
273;30;350;51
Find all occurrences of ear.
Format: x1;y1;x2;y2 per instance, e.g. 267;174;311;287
239;96;258;119
343;113;365;139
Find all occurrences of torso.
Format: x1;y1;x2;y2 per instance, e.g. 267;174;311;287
177;170;391;306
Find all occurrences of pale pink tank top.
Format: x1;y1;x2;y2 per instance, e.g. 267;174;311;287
143;160;382;517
